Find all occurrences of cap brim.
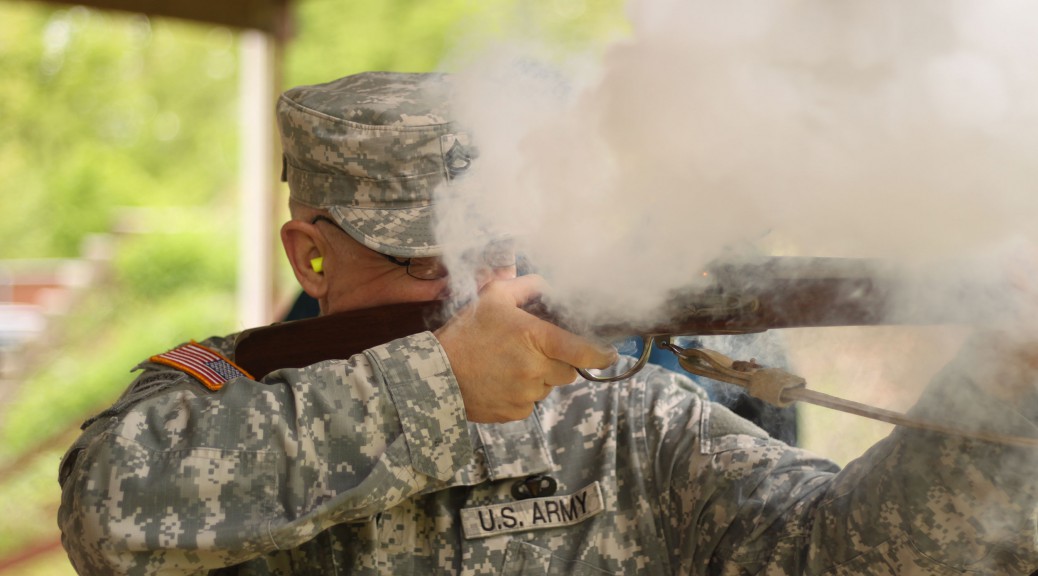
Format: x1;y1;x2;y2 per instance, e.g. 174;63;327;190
328;204;440;258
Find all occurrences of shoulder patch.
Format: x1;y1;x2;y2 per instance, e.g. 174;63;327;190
150;341;253;391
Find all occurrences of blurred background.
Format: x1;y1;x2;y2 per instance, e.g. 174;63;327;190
0;0;958;573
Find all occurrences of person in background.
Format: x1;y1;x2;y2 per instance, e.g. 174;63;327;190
59;71;1038;575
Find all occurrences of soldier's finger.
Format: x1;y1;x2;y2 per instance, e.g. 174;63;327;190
541;359;580;388
536;322;618;371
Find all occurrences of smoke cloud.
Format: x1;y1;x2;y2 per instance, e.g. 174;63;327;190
435;0;1038;329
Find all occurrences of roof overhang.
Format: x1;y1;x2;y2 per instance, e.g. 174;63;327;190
32;0;294;39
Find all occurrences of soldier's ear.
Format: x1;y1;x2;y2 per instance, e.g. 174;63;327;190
281;219;329;299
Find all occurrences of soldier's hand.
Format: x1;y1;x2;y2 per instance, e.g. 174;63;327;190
435;275;618;423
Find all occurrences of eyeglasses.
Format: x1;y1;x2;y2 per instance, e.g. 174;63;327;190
310;215;516;280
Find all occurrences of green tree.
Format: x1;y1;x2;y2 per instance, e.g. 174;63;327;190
0;3;238;258
285;0;628;85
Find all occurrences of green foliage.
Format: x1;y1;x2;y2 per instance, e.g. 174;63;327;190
285;0;628;85
0;3;238;258
0;0;628;258
114;227;237;301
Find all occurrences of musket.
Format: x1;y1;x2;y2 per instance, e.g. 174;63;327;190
233;255;1038;447
234;256;911;381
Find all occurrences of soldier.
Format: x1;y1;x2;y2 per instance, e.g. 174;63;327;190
59;71;1038;575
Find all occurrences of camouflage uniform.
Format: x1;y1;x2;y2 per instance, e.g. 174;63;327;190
58;330;1038;575
58;71;1038;574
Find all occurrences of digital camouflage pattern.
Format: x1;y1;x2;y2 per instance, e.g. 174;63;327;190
59;71;1038;574
279;72;473;258
59;331;1038;575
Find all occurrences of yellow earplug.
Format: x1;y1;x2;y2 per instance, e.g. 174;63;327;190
310;256;324;274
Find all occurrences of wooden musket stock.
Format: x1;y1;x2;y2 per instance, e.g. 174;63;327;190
234;256;933;380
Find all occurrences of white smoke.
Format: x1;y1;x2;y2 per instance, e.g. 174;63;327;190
436;0;1038;328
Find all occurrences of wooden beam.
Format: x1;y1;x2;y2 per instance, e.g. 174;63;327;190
32;0;294;40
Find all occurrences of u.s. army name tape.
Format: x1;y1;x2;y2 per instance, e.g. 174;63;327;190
460;481;604;539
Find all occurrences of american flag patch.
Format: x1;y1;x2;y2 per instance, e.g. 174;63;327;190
150;341;254;391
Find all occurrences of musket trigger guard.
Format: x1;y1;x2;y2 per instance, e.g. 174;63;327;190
577;336;658;383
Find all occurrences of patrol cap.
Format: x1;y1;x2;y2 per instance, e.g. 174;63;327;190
277;71;475;258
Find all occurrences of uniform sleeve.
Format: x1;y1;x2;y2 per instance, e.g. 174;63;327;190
652;363;1038;575
58;331;471;575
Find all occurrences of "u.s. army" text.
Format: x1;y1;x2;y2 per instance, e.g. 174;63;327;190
460;482;604;539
